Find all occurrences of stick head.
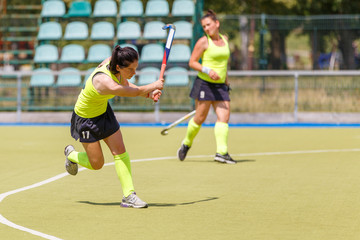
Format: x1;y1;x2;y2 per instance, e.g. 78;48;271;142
162;24;176;31
161;129;169;135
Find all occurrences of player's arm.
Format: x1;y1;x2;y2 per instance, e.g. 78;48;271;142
93;74;164;97
128;81;162;100
189;36;220;80
189;36;207;72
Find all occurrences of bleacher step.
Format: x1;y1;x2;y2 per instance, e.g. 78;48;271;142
0;50;34;54
6;14;41;18
2;37;37;42
7;5;42;10
7;27;38;32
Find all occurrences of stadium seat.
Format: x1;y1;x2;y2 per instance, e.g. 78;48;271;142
137;67;160;85
174;21;193;39
143;21;167;40
120;43;139;53
34;44;59;63
145;0;169;17
90;21;115;40
87;44;112;63
41;0;66;18
93;0;117;17
30;68;55;87
28;68;56;105
168;44;191;62
117;21;141;40
165;67;189;86
67;0;92;17
56;68;82;87
140;43;164;63
64;21;89;40
171;0;195;17
37;22;62;41
60;44;85;63
119;0;143;17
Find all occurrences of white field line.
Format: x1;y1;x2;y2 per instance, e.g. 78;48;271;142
1;148;360;240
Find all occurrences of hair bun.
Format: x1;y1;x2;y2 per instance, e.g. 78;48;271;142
207;9;216;16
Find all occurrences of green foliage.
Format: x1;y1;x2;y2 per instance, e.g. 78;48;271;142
204;0;360;15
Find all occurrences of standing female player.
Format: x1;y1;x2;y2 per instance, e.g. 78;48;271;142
177;10;235;164
64;45;164;208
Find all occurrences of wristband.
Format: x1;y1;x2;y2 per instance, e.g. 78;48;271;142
201;66;212;75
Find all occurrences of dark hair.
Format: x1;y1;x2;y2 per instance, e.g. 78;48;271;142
201;9;218;22
109;45;139;74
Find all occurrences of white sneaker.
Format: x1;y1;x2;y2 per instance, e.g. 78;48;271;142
64;145;78;175
120;192;148;208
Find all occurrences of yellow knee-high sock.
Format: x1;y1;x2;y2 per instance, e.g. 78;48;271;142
114;152;134;197
214;122;229;155
68;151;94;170
183;118;201;147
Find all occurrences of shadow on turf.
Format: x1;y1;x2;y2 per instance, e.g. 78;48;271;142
149;197;219;207
78;197;219;208
186;159;256;163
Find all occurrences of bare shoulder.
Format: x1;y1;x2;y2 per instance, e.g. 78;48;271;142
197;36;208;45
195;36;208;51
92;72;112;87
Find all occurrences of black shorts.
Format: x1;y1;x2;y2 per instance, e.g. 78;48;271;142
70;103;120;143
190;76;230;101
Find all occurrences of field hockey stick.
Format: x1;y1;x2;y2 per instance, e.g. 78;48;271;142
153;24;176;102
161;110;196;135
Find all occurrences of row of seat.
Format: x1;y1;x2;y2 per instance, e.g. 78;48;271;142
34;43;191;64
41;0;194;18
30;66;190;88
38;20;192;41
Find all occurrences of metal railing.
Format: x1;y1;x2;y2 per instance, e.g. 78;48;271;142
2;70;360;122
0;69;195;122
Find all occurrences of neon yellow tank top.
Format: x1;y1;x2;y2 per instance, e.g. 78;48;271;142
74;62;120;118
197;34;230;84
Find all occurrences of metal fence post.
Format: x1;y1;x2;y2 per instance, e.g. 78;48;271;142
16;72;22;123
294;72;298;122
155;100;160;122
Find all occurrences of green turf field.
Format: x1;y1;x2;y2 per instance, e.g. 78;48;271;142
1;126;360;240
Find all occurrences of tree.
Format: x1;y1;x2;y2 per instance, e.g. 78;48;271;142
205;0;294;69
293;0;360;69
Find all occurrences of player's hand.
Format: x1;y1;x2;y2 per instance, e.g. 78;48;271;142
150;89;162;102
154;78;165;90
209;70;220;80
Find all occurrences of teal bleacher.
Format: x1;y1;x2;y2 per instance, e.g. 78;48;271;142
21;0;197;110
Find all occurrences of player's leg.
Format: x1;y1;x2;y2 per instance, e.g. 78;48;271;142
81;141;104;169
103;130;147;208
212;100;235;164
178;100;211;160
65;141;103;175
185;99;211;145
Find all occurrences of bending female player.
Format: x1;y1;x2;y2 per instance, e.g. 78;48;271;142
177;10;235;164
64;45;164;208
